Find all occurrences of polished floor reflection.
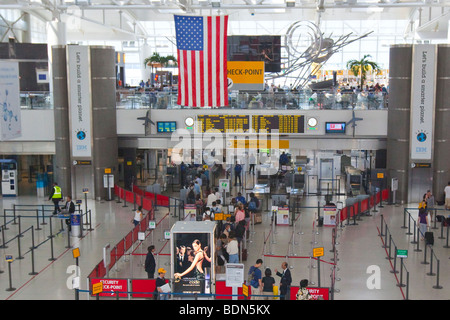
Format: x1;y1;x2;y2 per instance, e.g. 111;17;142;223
0;184;449;300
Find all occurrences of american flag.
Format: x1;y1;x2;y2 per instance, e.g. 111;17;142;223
174;14;228;108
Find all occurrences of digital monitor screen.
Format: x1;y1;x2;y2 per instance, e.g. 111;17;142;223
157;121;177;133
252;115;305;133
197;115;250;133
325;122;346;133
227;35;281;73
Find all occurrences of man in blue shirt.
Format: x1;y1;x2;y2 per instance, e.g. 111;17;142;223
248;259;263;300
235;192;246;205
234;162;242;186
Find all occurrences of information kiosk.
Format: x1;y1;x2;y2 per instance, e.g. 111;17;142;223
1;159;18;196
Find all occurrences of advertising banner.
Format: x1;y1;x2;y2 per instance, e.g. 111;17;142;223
67;45;92;158
0;61;21;140
410;44;436;161
173;232;213;295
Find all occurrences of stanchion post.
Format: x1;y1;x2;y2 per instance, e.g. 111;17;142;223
87;210;94;231
29;225;38;275
16;217;24;260
5;260;15;291
433;259;443;289
421;243;429;265
48;216;56;261
41;205;47;225
396;258;406;288
12;204;17;225
401;208;407;229
427;248;435;276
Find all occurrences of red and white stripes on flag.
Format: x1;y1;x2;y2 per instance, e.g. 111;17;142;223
174;15;228;108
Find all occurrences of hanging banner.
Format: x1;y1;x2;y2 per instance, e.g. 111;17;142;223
0;61;21;140
410;44;436;161
67;45;92;158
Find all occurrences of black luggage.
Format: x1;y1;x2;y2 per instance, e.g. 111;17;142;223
425;231;434;245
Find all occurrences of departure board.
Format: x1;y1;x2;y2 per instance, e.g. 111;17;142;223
252;115;305;133
197;115;250;133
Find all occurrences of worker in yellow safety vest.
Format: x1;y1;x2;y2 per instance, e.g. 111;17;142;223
49;182;63;215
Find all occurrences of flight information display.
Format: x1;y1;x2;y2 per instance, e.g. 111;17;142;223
252;115;305;133
197;115;250;133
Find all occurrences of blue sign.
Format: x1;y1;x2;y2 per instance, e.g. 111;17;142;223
70;214;81;226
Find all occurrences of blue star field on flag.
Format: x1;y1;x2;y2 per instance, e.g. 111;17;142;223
174;15;204;51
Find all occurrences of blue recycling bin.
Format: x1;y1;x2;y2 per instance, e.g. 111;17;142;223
70;212;81;237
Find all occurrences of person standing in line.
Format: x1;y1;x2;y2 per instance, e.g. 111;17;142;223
275;261;292;300
48;182;63;215
234;162;242;186
234;202;246;225
225;230;239;263
61;195;75;231
296;279;312;300
145;245;156;279
155;268;169;300
261;268;276;300
248;259;263;300
249;153;256;175
444;182;450;210
425;190;435;222
132;206;144;227
418;206;429;241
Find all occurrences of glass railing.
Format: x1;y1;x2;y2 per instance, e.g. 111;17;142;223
19;89;388;110
116;88;388;110
20;91;53;109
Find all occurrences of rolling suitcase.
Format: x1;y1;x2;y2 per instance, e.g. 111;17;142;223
425;231;434;245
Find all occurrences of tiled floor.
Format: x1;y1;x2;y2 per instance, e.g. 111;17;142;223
0;176;449;300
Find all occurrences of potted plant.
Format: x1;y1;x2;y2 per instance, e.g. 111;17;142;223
346;54;381;89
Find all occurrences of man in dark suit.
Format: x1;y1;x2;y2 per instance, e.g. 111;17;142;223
176;246;189;273
61;196;75;231
275;261;292;300
145;245;156;279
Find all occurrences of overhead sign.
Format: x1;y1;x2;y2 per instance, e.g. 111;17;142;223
252;115;305;133
67;45;92;158
410;44;436;161
227;61;264;90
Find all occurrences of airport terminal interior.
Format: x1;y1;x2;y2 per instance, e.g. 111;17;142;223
0;0;449;301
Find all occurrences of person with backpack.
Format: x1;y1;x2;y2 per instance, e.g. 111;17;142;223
248;192;259;213
248;259;263;300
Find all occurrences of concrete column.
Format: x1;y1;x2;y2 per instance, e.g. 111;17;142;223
386;45;412;204
433;44;450;202
90;46;119;200
51;46;72;197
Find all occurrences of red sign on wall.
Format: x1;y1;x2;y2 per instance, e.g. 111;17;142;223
91;279;128;298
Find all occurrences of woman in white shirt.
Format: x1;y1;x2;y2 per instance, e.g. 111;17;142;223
132;206;143;227
226;230;239;263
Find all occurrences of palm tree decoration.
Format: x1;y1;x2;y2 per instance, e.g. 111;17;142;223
346;54;381;89
144;52;177;70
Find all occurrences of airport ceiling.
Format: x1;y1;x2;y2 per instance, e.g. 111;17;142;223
0;0;448;41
